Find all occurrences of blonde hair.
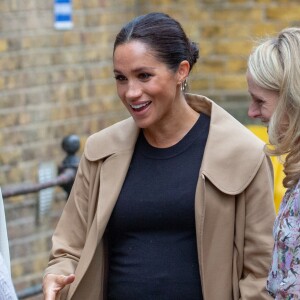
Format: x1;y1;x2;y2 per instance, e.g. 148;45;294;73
248;27;300;188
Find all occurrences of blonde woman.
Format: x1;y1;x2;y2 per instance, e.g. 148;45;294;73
247;27;300;298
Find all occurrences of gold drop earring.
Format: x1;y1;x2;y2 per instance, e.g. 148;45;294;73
181;79;188;92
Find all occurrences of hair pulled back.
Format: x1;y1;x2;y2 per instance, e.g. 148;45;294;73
113;12;199;73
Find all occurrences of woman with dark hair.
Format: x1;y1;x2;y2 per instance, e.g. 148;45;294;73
43;12;275;300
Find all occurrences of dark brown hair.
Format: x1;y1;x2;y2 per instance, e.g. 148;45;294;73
113;12;199;73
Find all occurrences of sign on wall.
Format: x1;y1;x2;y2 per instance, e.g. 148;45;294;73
54;0;73;30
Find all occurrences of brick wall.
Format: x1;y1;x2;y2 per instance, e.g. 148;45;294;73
1;0;300;295
138;0;300;122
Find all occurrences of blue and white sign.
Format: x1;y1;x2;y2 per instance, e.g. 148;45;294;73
54;0;73;30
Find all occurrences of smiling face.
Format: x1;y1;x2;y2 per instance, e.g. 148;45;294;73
113;40;184;130
247;72;279;124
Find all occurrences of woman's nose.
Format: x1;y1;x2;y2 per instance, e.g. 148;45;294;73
125;81;142;99
248;102;260;119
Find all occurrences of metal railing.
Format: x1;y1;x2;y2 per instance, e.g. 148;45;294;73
2;167;77;198
2;134;80;199
2;134;80;299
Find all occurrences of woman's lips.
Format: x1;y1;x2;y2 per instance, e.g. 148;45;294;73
130;101;151;112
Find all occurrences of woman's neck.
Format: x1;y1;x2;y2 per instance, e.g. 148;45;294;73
143;105;200;148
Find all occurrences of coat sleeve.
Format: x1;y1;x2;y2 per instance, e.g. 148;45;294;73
239;155;276;299
44;154;98;298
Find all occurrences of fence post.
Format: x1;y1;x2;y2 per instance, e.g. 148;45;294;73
58;134;80;196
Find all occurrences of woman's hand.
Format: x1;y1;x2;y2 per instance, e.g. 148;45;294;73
43;273;75;300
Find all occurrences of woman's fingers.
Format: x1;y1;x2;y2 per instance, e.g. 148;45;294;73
43;274;75;300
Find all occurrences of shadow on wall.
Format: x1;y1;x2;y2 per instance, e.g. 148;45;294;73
247;125;286;213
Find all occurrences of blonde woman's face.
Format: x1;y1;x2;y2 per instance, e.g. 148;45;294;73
247;72;279;124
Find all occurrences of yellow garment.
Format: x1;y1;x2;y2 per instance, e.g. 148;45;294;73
247;125;285;213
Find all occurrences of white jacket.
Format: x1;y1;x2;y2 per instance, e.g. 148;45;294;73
0;188;10;274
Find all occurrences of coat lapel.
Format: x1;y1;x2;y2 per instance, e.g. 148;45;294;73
96;150;134;241
68;119;139;299
67;150;135;299
186;93;265;195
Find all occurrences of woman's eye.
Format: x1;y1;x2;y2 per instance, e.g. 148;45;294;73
139;73;152;80
253;97;264;106
114;75;127;82
257;99;265;106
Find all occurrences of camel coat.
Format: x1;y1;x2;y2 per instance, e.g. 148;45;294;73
45;94;275;299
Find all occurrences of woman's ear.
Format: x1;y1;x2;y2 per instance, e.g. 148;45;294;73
177;60;190;83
